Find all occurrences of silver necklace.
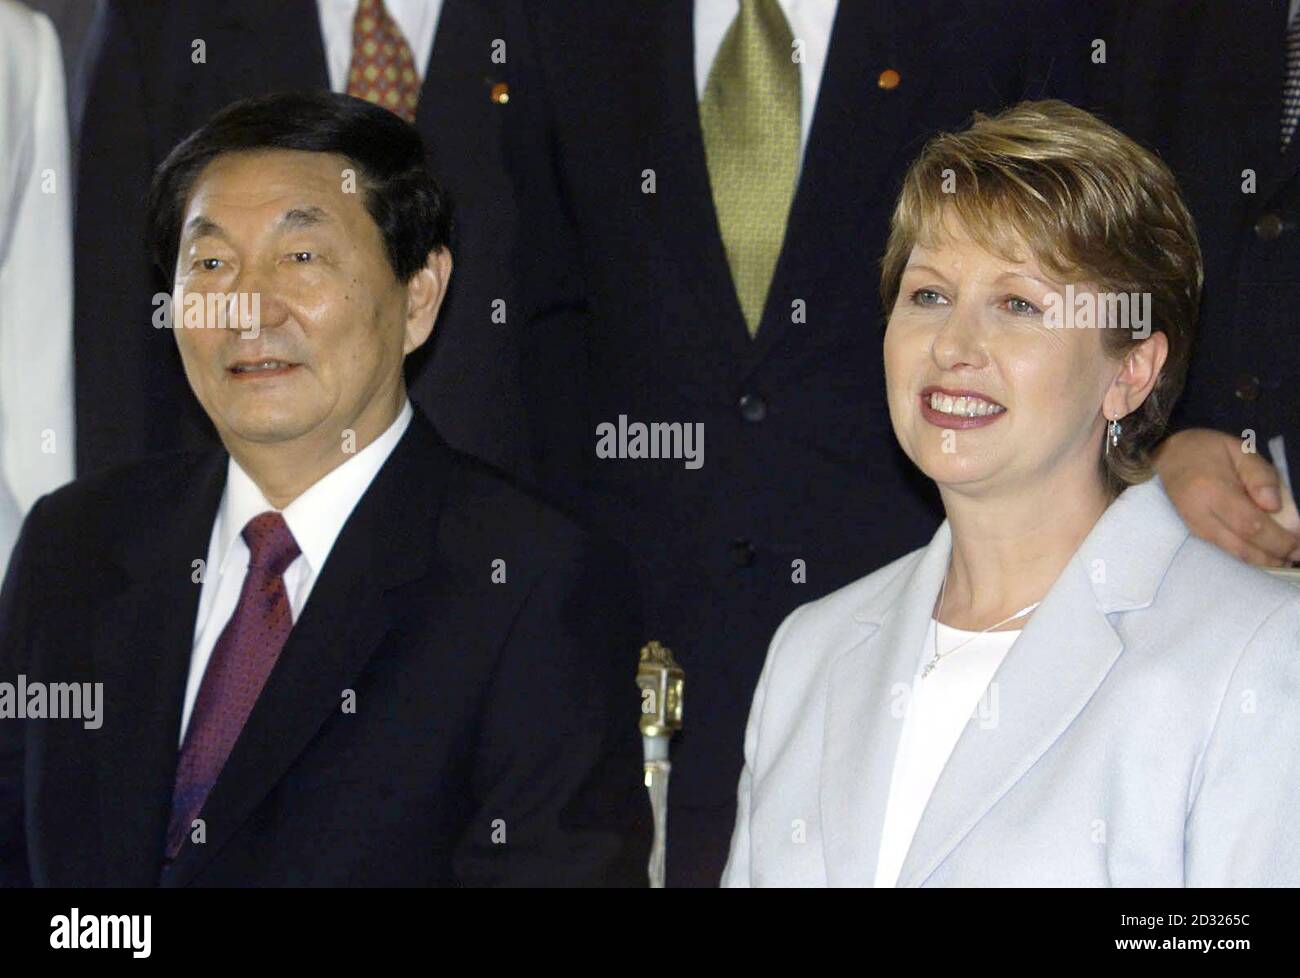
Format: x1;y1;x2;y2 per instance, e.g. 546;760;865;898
922;572;1041;679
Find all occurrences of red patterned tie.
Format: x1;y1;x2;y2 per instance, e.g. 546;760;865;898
165;512;300;861
345;0;421;123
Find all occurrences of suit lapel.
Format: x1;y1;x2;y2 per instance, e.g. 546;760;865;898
821;521;950;887
161;413;454;886
647;0;754;367
1254;0;1300;201
415;0;500;172
212;0;330;92
644;1;932;370
89;453;226;886
743;0;925;369
895;478;1190;887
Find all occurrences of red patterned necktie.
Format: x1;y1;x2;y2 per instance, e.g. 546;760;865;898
165;512;301;861
345;0;421;123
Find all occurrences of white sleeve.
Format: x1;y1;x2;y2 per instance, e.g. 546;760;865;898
0;6;76;551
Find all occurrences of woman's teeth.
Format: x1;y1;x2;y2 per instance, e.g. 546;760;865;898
927;392;1005;417
233;360;291;373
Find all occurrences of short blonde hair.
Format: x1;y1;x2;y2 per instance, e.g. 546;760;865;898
880;100;1203;496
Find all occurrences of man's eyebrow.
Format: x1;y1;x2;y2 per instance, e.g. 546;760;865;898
277;206;333;231
183;215;224;240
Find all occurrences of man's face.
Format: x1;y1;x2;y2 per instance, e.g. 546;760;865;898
172;149;429;454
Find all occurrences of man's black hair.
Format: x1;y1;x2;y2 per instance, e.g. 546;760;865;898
147;90;452;283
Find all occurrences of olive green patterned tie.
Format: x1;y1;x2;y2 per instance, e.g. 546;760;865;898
699;0;801;337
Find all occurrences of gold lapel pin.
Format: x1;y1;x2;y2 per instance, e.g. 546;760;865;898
877;68;901;90
489;80;510;104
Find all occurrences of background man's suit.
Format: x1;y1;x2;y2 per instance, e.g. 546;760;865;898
1099;0;1300;482
74;0;526;477
504;0;1104;885
0;408;648;886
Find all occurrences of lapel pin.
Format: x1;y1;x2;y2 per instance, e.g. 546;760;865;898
877;68;901;90
489;81;510;104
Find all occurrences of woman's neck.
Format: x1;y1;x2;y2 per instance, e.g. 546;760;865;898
936;471;1112;631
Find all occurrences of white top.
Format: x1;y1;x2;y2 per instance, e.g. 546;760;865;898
872;618;1021;888
316;0;444;93
180;401;414;742
0;0;75;574
694;0;839;163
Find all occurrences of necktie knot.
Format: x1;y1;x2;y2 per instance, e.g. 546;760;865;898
242;512;300;577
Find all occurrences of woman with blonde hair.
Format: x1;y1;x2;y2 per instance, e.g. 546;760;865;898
722;100;1300;887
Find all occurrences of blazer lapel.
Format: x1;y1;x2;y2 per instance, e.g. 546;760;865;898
89;453;227;886
821;520;951;887
162;413;455;886
893;554;1122;888
896;478;1190;887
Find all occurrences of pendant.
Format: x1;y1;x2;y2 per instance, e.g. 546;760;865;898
921;655;938;679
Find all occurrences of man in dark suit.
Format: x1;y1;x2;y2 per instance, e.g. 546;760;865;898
503;0;1105;885
1100;0;1300;568
74;0;527;478
0;91;647;887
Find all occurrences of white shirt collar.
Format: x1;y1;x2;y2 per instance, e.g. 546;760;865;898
215;400;414;576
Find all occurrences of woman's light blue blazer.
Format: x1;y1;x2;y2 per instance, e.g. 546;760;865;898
722;477;1300;887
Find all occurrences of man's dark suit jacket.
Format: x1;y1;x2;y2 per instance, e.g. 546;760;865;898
75;0;526;477
1099;0;1300;480
504;0;1105;885
0;408;649;886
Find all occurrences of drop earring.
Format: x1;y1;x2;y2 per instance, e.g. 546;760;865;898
1106;416;1122;455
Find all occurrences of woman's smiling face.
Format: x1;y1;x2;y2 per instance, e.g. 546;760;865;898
883;210;1121;498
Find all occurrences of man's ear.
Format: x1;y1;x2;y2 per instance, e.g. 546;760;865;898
1103;331;1169;420
402;247;453;355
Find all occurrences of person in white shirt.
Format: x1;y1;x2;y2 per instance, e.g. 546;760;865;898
0;0;75;577
722;99;1300;887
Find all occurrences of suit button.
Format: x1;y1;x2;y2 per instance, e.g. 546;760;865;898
1234;371;1262;401
1255;213;1285;240
738;393;767;422
730;538;756;567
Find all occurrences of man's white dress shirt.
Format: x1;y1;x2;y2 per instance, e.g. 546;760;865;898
873;619;1020;888
694;0;839;164
316;0;444;92
180;401;414;742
